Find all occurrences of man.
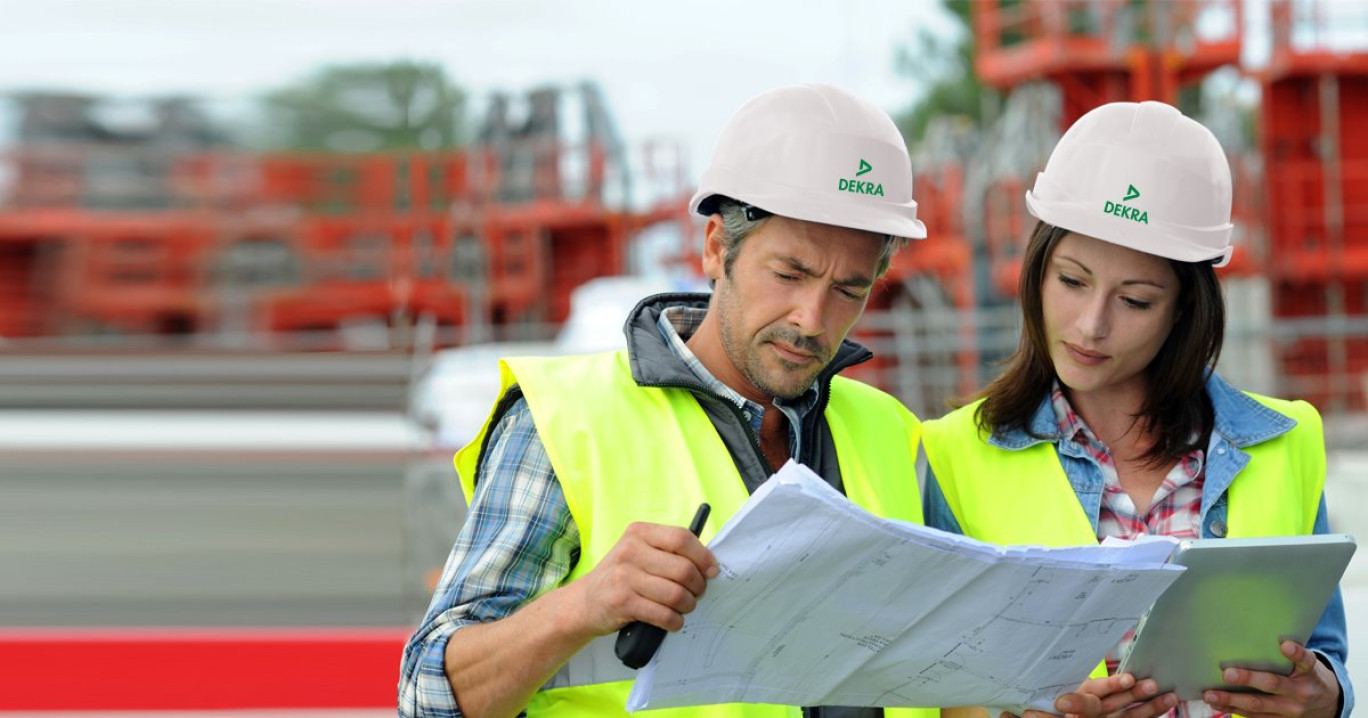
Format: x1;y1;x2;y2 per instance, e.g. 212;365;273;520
398;83;935;718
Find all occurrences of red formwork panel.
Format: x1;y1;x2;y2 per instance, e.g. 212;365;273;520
0;139;692;341
254;155;402;212
1261;57;1368;409
0;240;43;336
63;217;216;334
1272;279;1368;410
1263;78;1327;271
1263;72;1368;278
0;628;409;710
983;176;1030;299
546;218;624;325
974;0;1242;127
914;164;965;241
479;208;550;323
262;213;465;332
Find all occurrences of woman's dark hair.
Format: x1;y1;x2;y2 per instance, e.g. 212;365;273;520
973;221;1225;466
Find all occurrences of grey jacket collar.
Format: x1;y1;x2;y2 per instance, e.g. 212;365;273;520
621;292;873;399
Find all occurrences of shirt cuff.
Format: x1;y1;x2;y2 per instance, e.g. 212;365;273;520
1312;648;1354;718
400;625;465;717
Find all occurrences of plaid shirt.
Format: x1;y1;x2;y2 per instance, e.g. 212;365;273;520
398;306;819;716
1050;385;1221;718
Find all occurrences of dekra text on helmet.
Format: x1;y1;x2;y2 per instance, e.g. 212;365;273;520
1102;201;1147;224
837;179;885;197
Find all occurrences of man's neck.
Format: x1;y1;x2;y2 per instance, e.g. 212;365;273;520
758;407;790;470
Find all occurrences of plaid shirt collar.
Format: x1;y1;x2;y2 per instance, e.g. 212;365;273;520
990;372;1298;453
1047;382;1207;486
656;306;821;433
1049;381;1105;452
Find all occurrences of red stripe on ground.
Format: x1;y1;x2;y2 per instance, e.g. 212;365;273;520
0;628;410;710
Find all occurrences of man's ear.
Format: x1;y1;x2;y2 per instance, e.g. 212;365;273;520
702;214;727;282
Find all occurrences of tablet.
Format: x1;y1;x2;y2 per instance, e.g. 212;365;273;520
1117;533;1356;700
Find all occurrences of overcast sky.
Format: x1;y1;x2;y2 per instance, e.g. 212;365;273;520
0;0;957;181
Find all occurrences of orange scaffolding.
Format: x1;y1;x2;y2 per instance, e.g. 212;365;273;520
0;136;692;346
1260;0;1368;409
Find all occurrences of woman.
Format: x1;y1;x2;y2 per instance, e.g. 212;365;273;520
921;101;1350;718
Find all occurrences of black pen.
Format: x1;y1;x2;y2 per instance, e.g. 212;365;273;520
614;502;711;669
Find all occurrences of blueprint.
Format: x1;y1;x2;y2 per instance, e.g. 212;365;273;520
626;461;1184;714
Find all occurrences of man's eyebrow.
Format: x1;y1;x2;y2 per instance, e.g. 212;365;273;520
779;256;873;288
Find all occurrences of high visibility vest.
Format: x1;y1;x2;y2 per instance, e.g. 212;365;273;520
920;394;1325;692
920;394;1324;545
455;349;938;718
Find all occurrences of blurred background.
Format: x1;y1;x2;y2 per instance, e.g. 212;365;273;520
1;0;1366;713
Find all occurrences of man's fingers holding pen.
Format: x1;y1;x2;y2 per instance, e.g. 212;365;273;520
615;522;717;600
627;521;719;580
574;521;719;636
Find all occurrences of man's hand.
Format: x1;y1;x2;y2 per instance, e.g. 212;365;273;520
1202;640;1340;718
565;520;719;637
1011;673;1177;718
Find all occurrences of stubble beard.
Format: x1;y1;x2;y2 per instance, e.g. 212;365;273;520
716;282;828;401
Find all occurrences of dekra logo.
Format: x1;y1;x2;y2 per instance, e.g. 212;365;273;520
1103;184;1148;224
837;159;884;196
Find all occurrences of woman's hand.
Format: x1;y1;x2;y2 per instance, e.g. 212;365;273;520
1009;673;1177;718
1202;640;1340;718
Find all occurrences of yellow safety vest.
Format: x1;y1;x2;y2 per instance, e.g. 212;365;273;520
920;393;1326;692
456;349;938;718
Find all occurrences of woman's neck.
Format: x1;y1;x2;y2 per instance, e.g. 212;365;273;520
1064;381;1153;459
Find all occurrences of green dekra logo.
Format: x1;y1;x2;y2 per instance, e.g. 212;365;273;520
1104;184;1147;224
838;159;883;196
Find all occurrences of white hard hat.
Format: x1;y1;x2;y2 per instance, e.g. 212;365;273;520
689;83;926;240
1025;101;1234;267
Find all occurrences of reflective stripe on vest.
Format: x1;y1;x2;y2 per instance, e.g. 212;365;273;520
455;349;936;718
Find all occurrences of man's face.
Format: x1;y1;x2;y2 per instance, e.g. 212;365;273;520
701;215;884;403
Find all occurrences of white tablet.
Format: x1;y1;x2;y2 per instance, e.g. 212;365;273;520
1117;533;1356;700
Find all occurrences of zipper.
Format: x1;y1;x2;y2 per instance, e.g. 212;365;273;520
648;379;769;478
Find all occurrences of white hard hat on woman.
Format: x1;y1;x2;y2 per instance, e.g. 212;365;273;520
1024;100;1235;266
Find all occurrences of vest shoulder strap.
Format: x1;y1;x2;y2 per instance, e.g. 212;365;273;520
825;376;922;523
1228;392;1325;536
922;401;1094;546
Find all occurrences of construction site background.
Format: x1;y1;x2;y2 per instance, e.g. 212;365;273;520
1;0;1367;713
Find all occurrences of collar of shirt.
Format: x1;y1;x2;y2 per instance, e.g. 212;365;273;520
990;372;1297;453
1048;380;1206;511
1049;381;1106;456
656;306;821;439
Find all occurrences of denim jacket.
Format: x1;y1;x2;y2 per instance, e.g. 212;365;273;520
922;373;1352;718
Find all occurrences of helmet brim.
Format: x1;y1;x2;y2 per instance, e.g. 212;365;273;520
1024;190;1232;267
690;167;927;240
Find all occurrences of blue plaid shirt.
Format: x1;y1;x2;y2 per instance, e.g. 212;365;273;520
398;306;819;716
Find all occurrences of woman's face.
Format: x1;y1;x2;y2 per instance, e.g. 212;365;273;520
1041;232;1181;403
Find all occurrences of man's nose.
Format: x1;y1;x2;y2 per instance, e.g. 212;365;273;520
788;285;828;336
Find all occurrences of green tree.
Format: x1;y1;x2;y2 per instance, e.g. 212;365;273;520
894;0;1001;144
258;60;466;152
